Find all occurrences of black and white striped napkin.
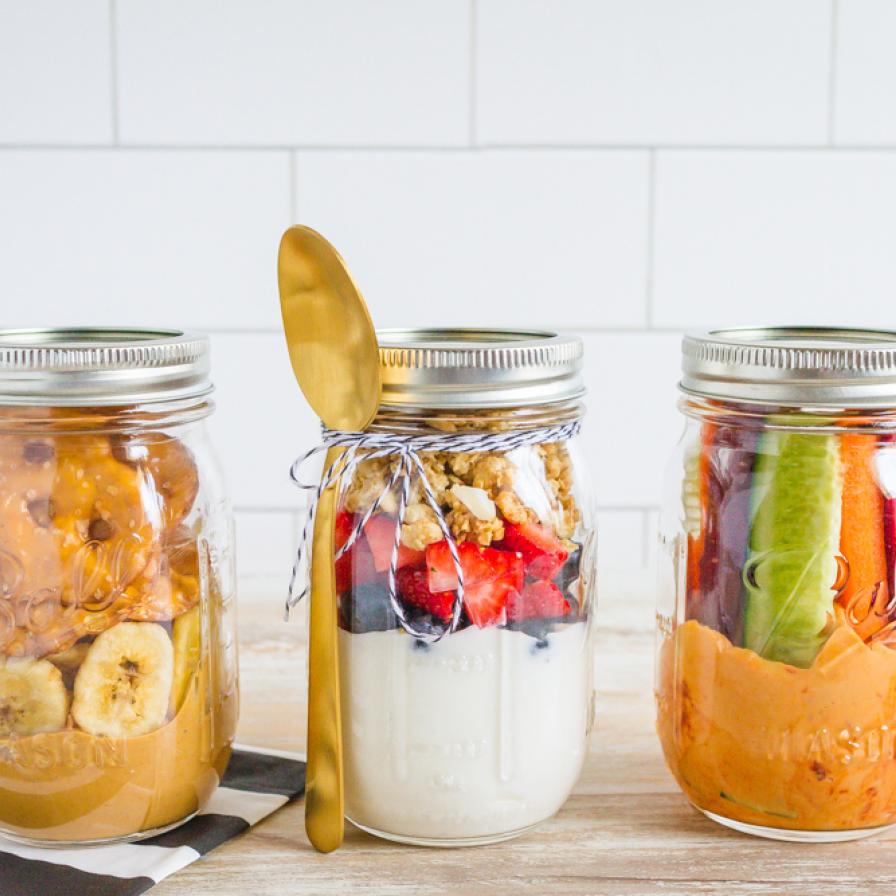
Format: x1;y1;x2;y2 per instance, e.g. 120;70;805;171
0;747;306;896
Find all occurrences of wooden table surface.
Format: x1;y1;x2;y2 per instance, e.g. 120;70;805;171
156;574;896;896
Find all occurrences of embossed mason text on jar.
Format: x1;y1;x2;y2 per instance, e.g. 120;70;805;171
0;329;237;846
319;329;596;846
658;327;896;842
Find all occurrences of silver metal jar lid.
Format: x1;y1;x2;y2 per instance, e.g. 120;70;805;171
0;328;211;406
681;326;896;408
376;328;584;409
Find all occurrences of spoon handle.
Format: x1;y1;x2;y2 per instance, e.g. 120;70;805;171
305;445;345;853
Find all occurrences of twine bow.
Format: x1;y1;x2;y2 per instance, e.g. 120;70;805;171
287;421;581;642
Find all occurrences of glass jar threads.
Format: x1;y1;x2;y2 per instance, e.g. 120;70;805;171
328;329;595;846
657;327;896;841
0;329;237;845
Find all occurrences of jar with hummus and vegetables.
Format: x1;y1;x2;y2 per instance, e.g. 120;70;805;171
0;329;237;845
658;327;896;841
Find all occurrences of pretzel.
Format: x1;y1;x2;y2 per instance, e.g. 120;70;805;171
128;526;200;622
111;432;200;529
0;433;165;657
0;587;131;658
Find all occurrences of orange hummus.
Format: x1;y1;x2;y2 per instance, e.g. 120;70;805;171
0;668;236;843
657;620;896;831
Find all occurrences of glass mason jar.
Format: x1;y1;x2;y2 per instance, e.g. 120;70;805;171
333;329;595;846
0;329;237;845
657;327;896;842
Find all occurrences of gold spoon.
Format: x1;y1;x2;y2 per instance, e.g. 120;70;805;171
277;225;381;853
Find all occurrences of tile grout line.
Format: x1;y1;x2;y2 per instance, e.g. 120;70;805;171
468;0;478;148
644;149;657;328
108;0;120;144
827;0;840;146
7;143;896;153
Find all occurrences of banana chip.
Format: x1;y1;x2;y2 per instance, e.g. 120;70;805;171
0;656;69;736
72;621;173;738
170;606;202;716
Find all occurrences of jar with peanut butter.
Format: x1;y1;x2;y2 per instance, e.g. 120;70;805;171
0;329;237;845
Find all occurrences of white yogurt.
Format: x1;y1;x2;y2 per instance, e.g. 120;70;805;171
339;621;591;844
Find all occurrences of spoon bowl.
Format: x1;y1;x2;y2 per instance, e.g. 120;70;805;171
278;226;380;432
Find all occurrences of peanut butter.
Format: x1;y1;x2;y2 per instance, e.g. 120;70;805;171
0;665;236;842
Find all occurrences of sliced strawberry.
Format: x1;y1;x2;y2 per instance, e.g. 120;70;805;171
426;540;524;593
334;511;354;593
463;574;519;628
363;514;425;572
506;580;571;623
335;510;379;593
396;567;455;623
496;522;568;580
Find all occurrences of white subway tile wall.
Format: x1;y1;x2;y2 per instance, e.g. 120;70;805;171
0;151;291;327
208;331;319;510
296;150;649;328
116;0;471;146
653;151;896;328
0;0;889;595
834;0;896;144
0;1;112;143
476;0;832;146
234;510;300;581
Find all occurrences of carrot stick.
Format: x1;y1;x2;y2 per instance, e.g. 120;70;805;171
685;423;715;598
838;432;890;641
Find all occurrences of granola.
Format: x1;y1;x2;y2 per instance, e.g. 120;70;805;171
408;453;450;505
341;442;580;547
443;489;505;546
470;455;515;497
538;442;580;538
343;455;397;515
400;502;443;550
495;489;535;526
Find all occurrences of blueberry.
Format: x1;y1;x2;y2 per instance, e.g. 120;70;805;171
404;607;447;641
338;583;398;634
507;618;553;641
555;546;582;590
532;637;550;653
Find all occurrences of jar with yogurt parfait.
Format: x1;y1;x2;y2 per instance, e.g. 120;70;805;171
328;329;595;846
0;329;237;845
657;327;896;842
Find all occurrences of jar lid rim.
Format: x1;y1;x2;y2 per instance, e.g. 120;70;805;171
681;326;896;408
0;327;211;406
376;328;585;408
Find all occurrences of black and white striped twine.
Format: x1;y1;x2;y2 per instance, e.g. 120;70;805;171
287;421;581;642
